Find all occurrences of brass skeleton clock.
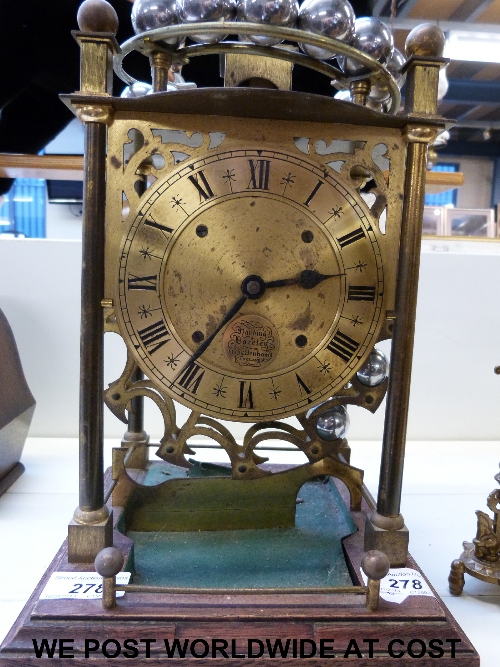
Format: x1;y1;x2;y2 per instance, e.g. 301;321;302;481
60;0;444;565
0;3;480;665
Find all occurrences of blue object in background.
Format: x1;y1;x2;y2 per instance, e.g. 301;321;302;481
0;178;46;238
424;163;459;208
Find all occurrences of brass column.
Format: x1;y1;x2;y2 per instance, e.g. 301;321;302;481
68;0;119;562
364;24;447;565
79;119;107;514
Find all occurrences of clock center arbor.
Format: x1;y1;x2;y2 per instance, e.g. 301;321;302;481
67;0;446;605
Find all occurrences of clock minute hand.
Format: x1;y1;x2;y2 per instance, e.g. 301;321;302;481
177;294;248;374
265;269;345;290
176;270;343;376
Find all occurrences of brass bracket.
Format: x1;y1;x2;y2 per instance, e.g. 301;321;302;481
402;124;440;145
75;103;115;125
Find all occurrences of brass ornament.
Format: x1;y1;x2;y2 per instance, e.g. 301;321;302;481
405;23;445;59
449;465;500;594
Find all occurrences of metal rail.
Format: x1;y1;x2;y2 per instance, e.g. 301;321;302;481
116;584;368;595
114;22;401;113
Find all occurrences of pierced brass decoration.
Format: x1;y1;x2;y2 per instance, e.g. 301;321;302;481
106;325;381;508
99;105;407;534
104;117;405;425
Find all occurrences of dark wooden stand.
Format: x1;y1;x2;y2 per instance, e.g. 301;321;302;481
0;308;35;497
0;482;479;665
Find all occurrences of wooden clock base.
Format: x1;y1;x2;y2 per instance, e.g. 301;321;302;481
0;480;479;666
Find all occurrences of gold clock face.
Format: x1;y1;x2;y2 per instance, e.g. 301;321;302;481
116;148;384;421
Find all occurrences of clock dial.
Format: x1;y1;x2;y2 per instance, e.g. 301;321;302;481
116;149;384;421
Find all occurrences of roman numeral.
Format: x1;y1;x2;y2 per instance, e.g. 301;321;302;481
239;381;254;409
177;362;205;394
303;180;323;207
295;373;311;397
127;274;157;291
326;331;359;362
247;160;271;190
337;227;366;248
137;320;170;355
144;216;173;234
187;170;214;201
348;285;376;301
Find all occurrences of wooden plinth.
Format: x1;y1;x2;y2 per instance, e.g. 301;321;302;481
0;482;479;666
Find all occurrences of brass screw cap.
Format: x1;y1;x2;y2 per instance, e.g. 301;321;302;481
405;23;445;58
77;0;119;34
361;550;390;581
95;547;124;577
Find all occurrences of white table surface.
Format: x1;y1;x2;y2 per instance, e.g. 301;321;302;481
1;438;499;665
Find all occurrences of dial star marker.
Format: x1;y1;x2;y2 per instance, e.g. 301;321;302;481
342;314;364;327
269;379;282;401
347;260;368;273
138;304;152;319
139;246;161;261
328;206;343;220
139;246;153;260
165;352;183;369
317;360;332;374
213;379;228;399
222;169;236;192
171;195;187;215
280;172;295;195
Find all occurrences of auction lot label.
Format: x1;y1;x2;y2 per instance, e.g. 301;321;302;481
361;567;434;603
40;571;131;599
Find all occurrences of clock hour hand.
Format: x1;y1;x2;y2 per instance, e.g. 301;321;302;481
238;270;344;301
177;293;248;373
265;269;345;290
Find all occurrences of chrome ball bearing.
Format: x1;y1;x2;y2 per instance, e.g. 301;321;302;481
120;81;153;97
131;0;180;44
338;17;393;77
369;47;405;102
356;348;388;387
334;89;351;101
177;0;236;44
315;404;350;440
298;0;355;60
237;0;299;46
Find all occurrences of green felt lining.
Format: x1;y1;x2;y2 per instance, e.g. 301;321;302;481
126;475;356;588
